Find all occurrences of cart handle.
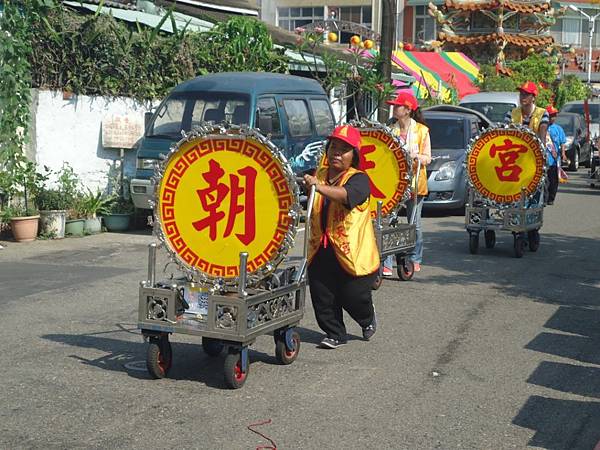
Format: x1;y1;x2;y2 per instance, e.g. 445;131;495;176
298;184;316;282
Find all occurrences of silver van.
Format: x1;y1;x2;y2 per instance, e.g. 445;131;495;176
459;91;520;124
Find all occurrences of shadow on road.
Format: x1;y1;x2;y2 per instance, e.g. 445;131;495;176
513;307;600;449
42;328;280;390
422;229;600;308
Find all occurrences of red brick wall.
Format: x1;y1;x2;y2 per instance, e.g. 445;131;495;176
402;6;414;43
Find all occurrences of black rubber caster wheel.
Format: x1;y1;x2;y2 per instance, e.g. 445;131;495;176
202;337;224;357
484;230;495;249
224;350;248;389
513;235;526;258
397;258;414;281
527;230;540;252
275;330;301;365
146;336;172;379
469;233;479;254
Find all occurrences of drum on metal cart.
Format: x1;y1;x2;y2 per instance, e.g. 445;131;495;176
464;125;546;258
345;121;416;288
137;124;315;388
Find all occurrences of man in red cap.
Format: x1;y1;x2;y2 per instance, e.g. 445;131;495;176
303;125;379;349
504;81;549;144
545;105;567;204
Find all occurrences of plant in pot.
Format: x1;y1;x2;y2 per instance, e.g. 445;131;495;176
102;195;134;232
35;176;70;239
80;189;115;234
3;158;42;242
65;194;86;237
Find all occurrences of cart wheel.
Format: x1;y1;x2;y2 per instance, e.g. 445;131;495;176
469;233;479;254
527;230;540;252
513;235;526;258
202;337;224;357
484;230;496;249
372;274;383;290
224;350;248;389
275;330;301;365
146;336;172;379
397;258;414;281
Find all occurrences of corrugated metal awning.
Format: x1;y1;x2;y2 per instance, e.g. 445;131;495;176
63;1;213;33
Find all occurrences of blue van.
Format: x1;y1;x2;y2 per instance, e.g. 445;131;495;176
130;72;335;210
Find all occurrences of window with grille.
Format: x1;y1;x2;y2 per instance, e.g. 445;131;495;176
414;5;436;43
277;6;325;31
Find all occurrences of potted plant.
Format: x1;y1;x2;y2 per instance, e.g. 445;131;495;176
65;194;86;237
102;195;134;232
79;189;114;234
36;188;68;238
3;158;42;242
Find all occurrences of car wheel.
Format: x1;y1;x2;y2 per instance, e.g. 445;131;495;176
568;148;579;172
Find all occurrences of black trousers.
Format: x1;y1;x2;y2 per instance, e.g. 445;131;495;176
546;165;559;203
308;246;376;341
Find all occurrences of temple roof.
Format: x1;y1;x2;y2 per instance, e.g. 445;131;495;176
438;32;554;46
443;0;551;13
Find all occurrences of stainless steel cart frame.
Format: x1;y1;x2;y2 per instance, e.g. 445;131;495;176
138;187;316;388
465;185;544;258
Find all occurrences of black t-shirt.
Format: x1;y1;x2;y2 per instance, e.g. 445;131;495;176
320;172;370;235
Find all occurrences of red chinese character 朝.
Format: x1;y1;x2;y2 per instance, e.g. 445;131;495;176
192;159;257;245
489;139;528;182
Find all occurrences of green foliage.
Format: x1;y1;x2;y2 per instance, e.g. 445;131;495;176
476;54;590;109
293;30;395;120
107;196;135;215
78;189;115;219
24;4;288;102
554;75;591;109
196;17;287;74
0;0;35;211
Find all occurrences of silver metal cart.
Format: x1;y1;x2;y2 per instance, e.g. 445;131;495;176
464;125;546;258
138;125;314;388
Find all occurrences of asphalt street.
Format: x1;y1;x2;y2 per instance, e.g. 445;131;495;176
1;171;599;450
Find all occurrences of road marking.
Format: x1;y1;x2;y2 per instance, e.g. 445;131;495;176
297;227;305;233
124;360;147;372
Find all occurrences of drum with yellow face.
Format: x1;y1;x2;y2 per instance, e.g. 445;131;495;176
154;126;301;286
466;125;546;206
320;122;411;217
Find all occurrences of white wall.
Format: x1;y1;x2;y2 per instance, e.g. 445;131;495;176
33;90;153;192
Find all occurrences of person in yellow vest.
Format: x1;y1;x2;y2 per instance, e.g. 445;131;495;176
303;125;379;349
504;81;549;144
383;92;431;275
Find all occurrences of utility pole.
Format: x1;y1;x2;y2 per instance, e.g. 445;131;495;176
377;0;397;123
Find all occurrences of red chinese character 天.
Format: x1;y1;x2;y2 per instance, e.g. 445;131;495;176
489;139;528;182
359;144;385;198
192;159;257;245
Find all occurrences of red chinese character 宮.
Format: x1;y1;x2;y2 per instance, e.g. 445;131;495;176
489;139;528;182
192;159;257;244
359;144;385;198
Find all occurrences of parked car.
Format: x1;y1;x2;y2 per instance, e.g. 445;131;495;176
554;112;592;171
421;105;492;212
459;91;519;124
560;99;600;140
130;72;335;210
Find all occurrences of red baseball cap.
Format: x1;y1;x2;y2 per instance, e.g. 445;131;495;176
328;125;361;149
386;92;419;111
518;81;538;96
546;105;559;116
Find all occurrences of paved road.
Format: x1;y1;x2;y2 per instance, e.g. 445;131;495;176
1;171;599;449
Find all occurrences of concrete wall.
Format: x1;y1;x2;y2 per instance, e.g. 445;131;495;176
32;90;153;192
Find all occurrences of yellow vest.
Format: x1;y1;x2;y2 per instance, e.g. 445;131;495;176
511;106;546;134
307;167;380;276
392;120;430;196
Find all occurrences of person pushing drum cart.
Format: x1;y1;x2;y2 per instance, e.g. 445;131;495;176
137;124;316;389
464;124;547;258
337;120;417;289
